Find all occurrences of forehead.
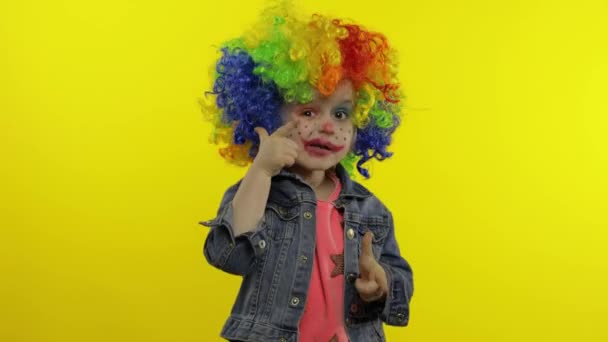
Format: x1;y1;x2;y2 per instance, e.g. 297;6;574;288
310;79;355;104
280;79;355;117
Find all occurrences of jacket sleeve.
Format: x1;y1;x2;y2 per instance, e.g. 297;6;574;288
376;210;414;326
199;181;270;276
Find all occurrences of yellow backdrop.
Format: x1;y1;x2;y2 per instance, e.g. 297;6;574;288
1;0;607;341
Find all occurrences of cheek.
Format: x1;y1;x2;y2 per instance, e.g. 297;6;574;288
294;120;313;139
336;127;353;143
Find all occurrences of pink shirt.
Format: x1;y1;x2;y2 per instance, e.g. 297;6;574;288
298;172;349;342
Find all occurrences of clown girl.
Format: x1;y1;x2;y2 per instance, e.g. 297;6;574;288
199;2;414;341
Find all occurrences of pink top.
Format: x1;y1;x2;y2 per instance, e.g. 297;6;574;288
298;172;349;342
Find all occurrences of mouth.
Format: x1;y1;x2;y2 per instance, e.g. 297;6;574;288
302;138;344;156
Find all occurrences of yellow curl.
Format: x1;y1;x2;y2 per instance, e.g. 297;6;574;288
352;84;375;127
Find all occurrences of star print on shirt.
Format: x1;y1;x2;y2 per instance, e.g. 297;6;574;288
330;251;344;277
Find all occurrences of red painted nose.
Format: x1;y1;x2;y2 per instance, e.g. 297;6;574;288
321;121;335;134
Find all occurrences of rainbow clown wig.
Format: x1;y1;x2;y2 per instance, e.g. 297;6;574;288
199;2;405;179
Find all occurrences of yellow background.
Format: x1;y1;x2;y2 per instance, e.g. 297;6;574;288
1;0;607;341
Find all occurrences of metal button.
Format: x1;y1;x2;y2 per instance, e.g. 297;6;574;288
290;296;300;306
346;273;357;283
396;313;406;321
299;255;308;264
279;338;287;342
303;211;313;219
258;240;266;249
345;317;351;326
279;207;287;216
346;228;355;240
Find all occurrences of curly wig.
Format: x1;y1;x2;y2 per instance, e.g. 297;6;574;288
199;1;405;179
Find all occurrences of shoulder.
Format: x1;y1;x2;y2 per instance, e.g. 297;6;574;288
349;179;392;216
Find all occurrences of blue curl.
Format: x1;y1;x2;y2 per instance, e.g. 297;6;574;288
210;47;283;158
352;104;401;178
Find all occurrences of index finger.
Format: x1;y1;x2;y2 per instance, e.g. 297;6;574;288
361;231;374;258
272;120;298;137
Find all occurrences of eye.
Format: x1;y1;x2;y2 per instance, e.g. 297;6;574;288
302;110;314;117
334;110;349;120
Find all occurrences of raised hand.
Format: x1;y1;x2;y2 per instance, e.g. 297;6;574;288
355;231;389;303
252;121;301;177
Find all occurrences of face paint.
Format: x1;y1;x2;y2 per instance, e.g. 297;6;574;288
280;79;356;172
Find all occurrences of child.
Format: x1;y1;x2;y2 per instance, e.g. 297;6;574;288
199;2;413;341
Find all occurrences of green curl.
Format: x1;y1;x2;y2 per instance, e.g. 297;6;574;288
339;152;360;179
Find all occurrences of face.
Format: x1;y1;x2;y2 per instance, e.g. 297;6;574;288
281;79;356;172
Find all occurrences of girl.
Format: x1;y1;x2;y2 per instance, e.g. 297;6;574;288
199;3;414;341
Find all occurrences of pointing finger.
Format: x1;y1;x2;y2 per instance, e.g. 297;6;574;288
273;120;298;137
361;231;374;258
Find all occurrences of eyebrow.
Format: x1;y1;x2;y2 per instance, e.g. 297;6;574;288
336;100;355;108
337;100;354;106
295;99;353;110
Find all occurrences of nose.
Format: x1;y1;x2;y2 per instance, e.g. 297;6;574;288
320;120;335;134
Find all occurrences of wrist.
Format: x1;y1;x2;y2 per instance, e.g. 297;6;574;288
250;161;274;179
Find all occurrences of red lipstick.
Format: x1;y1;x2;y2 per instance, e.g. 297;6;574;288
302;138;344;157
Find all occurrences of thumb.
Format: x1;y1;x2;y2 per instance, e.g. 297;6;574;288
254;127;269;142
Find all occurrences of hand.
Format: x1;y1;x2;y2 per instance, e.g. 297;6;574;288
355;231;389;303
252;121;301;177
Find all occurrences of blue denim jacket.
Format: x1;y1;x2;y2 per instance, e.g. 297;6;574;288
200;164;414;342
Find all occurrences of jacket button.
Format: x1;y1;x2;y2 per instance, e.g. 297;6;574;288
303;211;313;219
290;296;300;306
345;317;351;326
279;338;287;342
258;240;266;249
396;312;406;321
279;207;287;215
346;228;355;240
350;303;359;313
299;255;308;264
346;273;357;283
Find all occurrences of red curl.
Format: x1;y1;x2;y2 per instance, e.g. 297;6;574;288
334;21;400;103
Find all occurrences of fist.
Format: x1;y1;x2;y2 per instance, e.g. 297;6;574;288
252;121;301;177
355;231;389;303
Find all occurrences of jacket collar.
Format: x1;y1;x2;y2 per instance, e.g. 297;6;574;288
276;163;371;202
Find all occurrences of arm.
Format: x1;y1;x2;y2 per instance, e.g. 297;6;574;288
199;173;271;276
231;164;272;237
200;120;300;276
353;210;414;326
231;119;300;236
376;210;414;326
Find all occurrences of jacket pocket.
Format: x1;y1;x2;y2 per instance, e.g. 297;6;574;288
357;215;389;243
265;202;299;241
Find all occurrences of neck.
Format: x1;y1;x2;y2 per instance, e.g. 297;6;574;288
286;165;334;189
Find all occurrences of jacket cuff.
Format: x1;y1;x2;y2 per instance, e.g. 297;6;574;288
200;201;269;261
378;262;410;326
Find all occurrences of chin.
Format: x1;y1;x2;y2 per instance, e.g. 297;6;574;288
295;156;341;172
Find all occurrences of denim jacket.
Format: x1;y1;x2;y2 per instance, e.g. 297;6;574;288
200;163;414;342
